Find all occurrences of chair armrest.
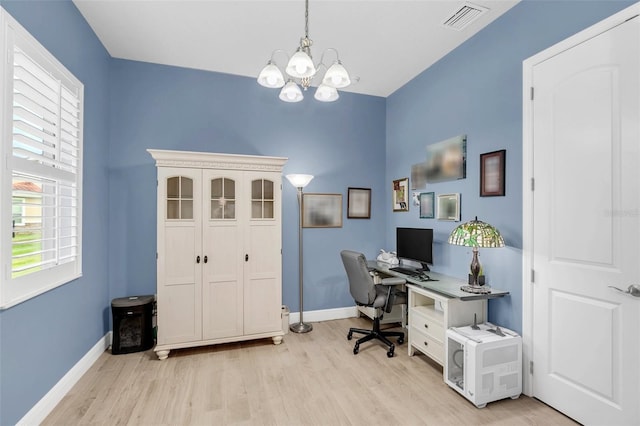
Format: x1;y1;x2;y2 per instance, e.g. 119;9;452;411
380;277;405;286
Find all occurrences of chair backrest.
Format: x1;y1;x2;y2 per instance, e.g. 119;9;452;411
340;250;376;306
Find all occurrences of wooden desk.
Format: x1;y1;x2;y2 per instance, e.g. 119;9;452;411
368;261;510;371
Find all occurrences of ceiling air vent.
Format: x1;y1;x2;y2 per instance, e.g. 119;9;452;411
442;2;489;31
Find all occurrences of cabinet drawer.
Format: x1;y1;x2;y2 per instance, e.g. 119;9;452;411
410;326;444;365
409;310;444;342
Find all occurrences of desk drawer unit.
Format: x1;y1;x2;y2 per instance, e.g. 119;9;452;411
407;284;487;374
410;322;444;364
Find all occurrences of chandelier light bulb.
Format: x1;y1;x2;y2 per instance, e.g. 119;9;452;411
279;81;304;103
322;61;350;89
257;62;285;88
314;84;339;102
286;50;316;78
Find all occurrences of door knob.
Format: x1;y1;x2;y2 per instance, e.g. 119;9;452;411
196;256;201;264
608;284;640;297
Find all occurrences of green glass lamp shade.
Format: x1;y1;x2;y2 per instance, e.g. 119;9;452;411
448;217;505;291
448;217;505;248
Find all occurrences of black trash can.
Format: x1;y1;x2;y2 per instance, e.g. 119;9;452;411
111;295;155;355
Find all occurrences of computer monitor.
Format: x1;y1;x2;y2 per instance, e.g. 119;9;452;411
396;227;433;272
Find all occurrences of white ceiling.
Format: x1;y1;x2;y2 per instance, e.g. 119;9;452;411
73;0;519;98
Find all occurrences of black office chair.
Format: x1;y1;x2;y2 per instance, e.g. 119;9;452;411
340;250;407;357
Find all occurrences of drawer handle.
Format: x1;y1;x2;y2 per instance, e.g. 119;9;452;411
423;341;428;346
424;324;429;329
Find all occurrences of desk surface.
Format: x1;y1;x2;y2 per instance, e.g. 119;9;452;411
368;260;509;301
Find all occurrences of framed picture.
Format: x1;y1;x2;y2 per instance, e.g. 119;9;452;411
480;149;506;196
437;193;461;221
302;193;342;228
426;135;467;183
392;178;409;211
419;192;435;219
347;187;371;219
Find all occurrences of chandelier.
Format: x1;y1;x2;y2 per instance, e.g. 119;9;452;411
257;0;351;103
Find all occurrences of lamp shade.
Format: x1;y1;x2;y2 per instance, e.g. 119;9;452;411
257;62;285;88
286;50;316;78
314;84;339;102
448;217;505;248
322;61;351;88
286;174;314;188
279;81;304;103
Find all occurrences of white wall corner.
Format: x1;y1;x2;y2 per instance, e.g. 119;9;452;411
17;332;112;425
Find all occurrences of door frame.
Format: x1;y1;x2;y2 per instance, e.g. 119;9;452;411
521;1;640;397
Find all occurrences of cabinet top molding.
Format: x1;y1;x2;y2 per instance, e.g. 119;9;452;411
147;149;288;171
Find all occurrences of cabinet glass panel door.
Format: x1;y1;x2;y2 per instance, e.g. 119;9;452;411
210;177;236;219
166;176;193;219
251;179;274;219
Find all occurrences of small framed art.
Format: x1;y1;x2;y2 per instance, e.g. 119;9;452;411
392;178;409;211
347;187;371;219
419;192;435;219
480;149;506;197
302;193;343;228
437;193;461;221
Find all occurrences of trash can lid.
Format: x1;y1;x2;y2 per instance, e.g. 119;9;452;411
111;295;155;308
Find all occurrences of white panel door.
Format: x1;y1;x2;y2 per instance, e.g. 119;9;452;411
157;168;202;345
530;13;639;425
202;170;244;340
243;172;282;335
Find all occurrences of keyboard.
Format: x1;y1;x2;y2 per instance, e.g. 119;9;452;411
389;267;419;276
389;267;435;282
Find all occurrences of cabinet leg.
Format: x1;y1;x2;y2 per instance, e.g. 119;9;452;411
272;336;283;345
156;349;170;360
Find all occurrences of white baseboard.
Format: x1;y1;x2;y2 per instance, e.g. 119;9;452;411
288;306;358;324
17;332;112;426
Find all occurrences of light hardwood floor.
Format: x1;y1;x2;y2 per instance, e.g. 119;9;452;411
44;317;577;425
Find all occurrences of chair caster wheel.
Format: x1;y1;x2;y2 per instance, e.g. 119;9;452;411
347;331;353;340
353;344;359;355
397;337;404;345
387;344;395;358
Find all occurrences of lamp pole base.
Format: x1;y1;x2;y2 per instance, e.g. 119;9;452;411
290;322;313;333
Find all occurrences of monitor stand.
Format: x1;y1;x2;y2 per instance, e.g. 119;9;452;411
419;262;431;272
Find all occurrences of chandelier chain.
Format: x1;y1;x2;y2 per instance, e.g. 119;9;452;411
305;0;309;39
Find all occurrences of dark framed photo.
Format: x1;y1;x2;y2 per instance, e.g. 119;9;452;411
347;187;371;219
480;150;506;197
419;192;435;219
392;178;409;211
302;193;342;228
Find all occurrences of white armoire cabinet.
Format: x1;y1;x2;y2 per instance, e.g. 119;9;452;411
148;149;287;360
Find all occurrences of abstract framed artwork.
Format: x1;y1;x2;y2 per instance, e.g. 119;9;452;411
302;193;343;228
392;178;409;211
480;149;506;196
347;187;371;219
437;193;461;221
419;192;435;219
425;135;467;183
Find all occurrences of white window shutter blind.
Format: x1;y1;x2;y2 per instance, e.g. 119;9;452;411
1;7;83;309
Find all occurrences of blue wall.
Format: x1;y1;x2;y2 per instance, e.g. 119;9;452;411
0;0;636;424
385;0;634;332
0;1;111;425
106;59;388;314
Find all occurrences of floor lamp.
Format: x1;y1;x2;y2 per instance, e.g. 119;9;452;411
286;174;314;333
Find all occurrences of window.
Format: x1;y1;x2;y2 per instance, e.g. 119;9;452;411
0;8;83;309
